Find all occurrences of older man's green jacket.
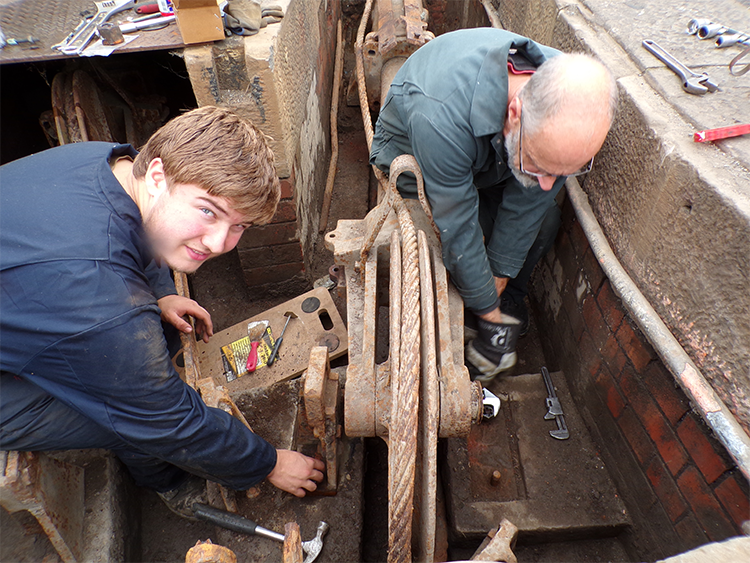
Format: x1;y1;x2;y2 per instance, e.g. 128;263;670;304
370;28;566;314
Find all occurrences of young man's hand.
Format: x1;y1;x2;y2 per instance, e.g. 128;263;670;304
266;450;325;497
157;295;214;343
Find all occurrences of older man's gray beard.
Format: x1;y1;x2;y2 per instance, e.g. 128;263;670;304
504;128;539;189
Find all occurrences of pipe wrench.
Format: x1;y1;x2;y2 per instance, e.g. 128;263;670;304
542;367;569;440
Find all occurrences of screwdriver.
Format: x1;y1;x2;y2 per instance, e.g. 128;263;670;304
0;25;35;49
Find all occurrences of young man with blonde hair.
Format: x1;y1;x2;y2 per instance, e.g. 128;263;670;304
0;106;324;516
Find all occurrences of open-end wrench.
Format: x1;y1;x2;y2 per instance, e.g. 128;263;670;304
59;0;134;55
541;367;569;440
642;40;719;95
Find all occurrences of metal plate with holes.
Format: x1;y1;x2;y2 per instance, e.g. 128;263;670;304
194;287;348;396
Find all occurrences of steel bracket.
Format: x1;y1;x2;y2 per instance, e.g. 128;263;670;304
303;346;341;490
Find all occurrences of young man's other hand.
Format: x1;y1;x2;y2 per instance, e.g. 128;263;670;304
158;295;214;343
267;450;325;497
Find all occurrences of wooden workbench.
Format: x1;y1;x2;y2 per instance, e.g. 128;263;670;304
0;0;188;65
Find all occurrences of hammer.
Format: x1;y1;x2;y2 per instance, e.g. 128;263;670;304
192;503;329;563
267;311;297;366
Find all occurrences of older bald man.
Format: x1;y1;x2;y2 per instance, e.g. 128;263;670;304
370;28;617;382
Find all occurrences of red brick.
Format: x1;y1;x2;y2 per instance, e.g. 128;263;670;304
561;288;586;345
569;218;588;259
242;261;305;286
616;321;655;372
594;365;625;419
674;512;709;552
646;456;688;522
270;199;297;223
279;178;294;199
642;362;690;426
238;222;299;249
601;334;628;377
554;230;579;284
238;242;303;268
617;408;657;465
578;330;603;382
581;294;609;350
677;415;730;484
582;247;606;293
714;474;750;529
596;280;625;332
621;367;688;475
560;194;576;230
677;466;737;541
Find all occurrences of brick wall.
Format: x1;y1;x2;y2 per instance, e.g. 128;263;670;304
531;194;749;560
237;174;308;295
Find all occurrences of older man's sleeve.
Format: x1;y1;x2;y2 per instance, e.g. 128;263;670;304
485;178;563;279
408;113;500;313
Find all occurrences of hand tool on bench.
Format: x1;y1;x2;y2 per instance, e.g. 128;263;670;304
542;366;569;440
642;39;719;95
58;0;135;55
135;0;160;14
119;14;175;33
0;35;39;48
267;311;297;366
246;320;269;372
191;503;329;563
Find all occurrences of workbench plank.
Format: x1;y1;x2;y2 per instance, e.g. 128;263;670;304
0;0;186;65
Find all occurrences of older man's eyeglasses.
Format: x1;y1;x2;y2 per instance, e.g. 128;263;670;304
518;113;595;178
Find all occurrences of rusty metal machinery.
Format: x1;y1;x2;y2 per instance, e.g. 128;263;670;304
326;152;483;563
0;451;85;563
326;3;484;560
361;0;435;111
185;540;238;563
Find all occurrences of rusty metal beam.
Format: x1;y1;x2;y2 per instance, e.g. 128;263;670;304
304;346;340;490
0;451;85;563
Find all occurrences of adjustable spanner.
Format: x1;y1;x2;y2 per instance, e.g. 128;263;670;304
642;39;719;95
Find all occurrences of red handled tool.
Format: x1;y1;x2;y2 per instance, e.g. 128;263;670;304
135;1;160;14
246;321;269;373
694;124;750;142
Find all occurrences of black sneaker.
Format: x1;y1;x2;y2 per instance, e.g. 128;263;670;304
500;295;529;337
156;474;208;521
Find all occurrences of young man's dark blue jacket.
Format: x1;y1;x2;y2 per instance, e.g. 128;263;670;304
0;142;276;492
370;28;566;315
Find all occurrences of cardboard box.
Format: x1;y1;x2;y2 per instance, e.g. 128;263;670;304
174;0;225;45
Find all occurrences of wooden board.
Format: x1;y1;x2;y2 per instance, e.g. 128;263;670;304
194;287;348;395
